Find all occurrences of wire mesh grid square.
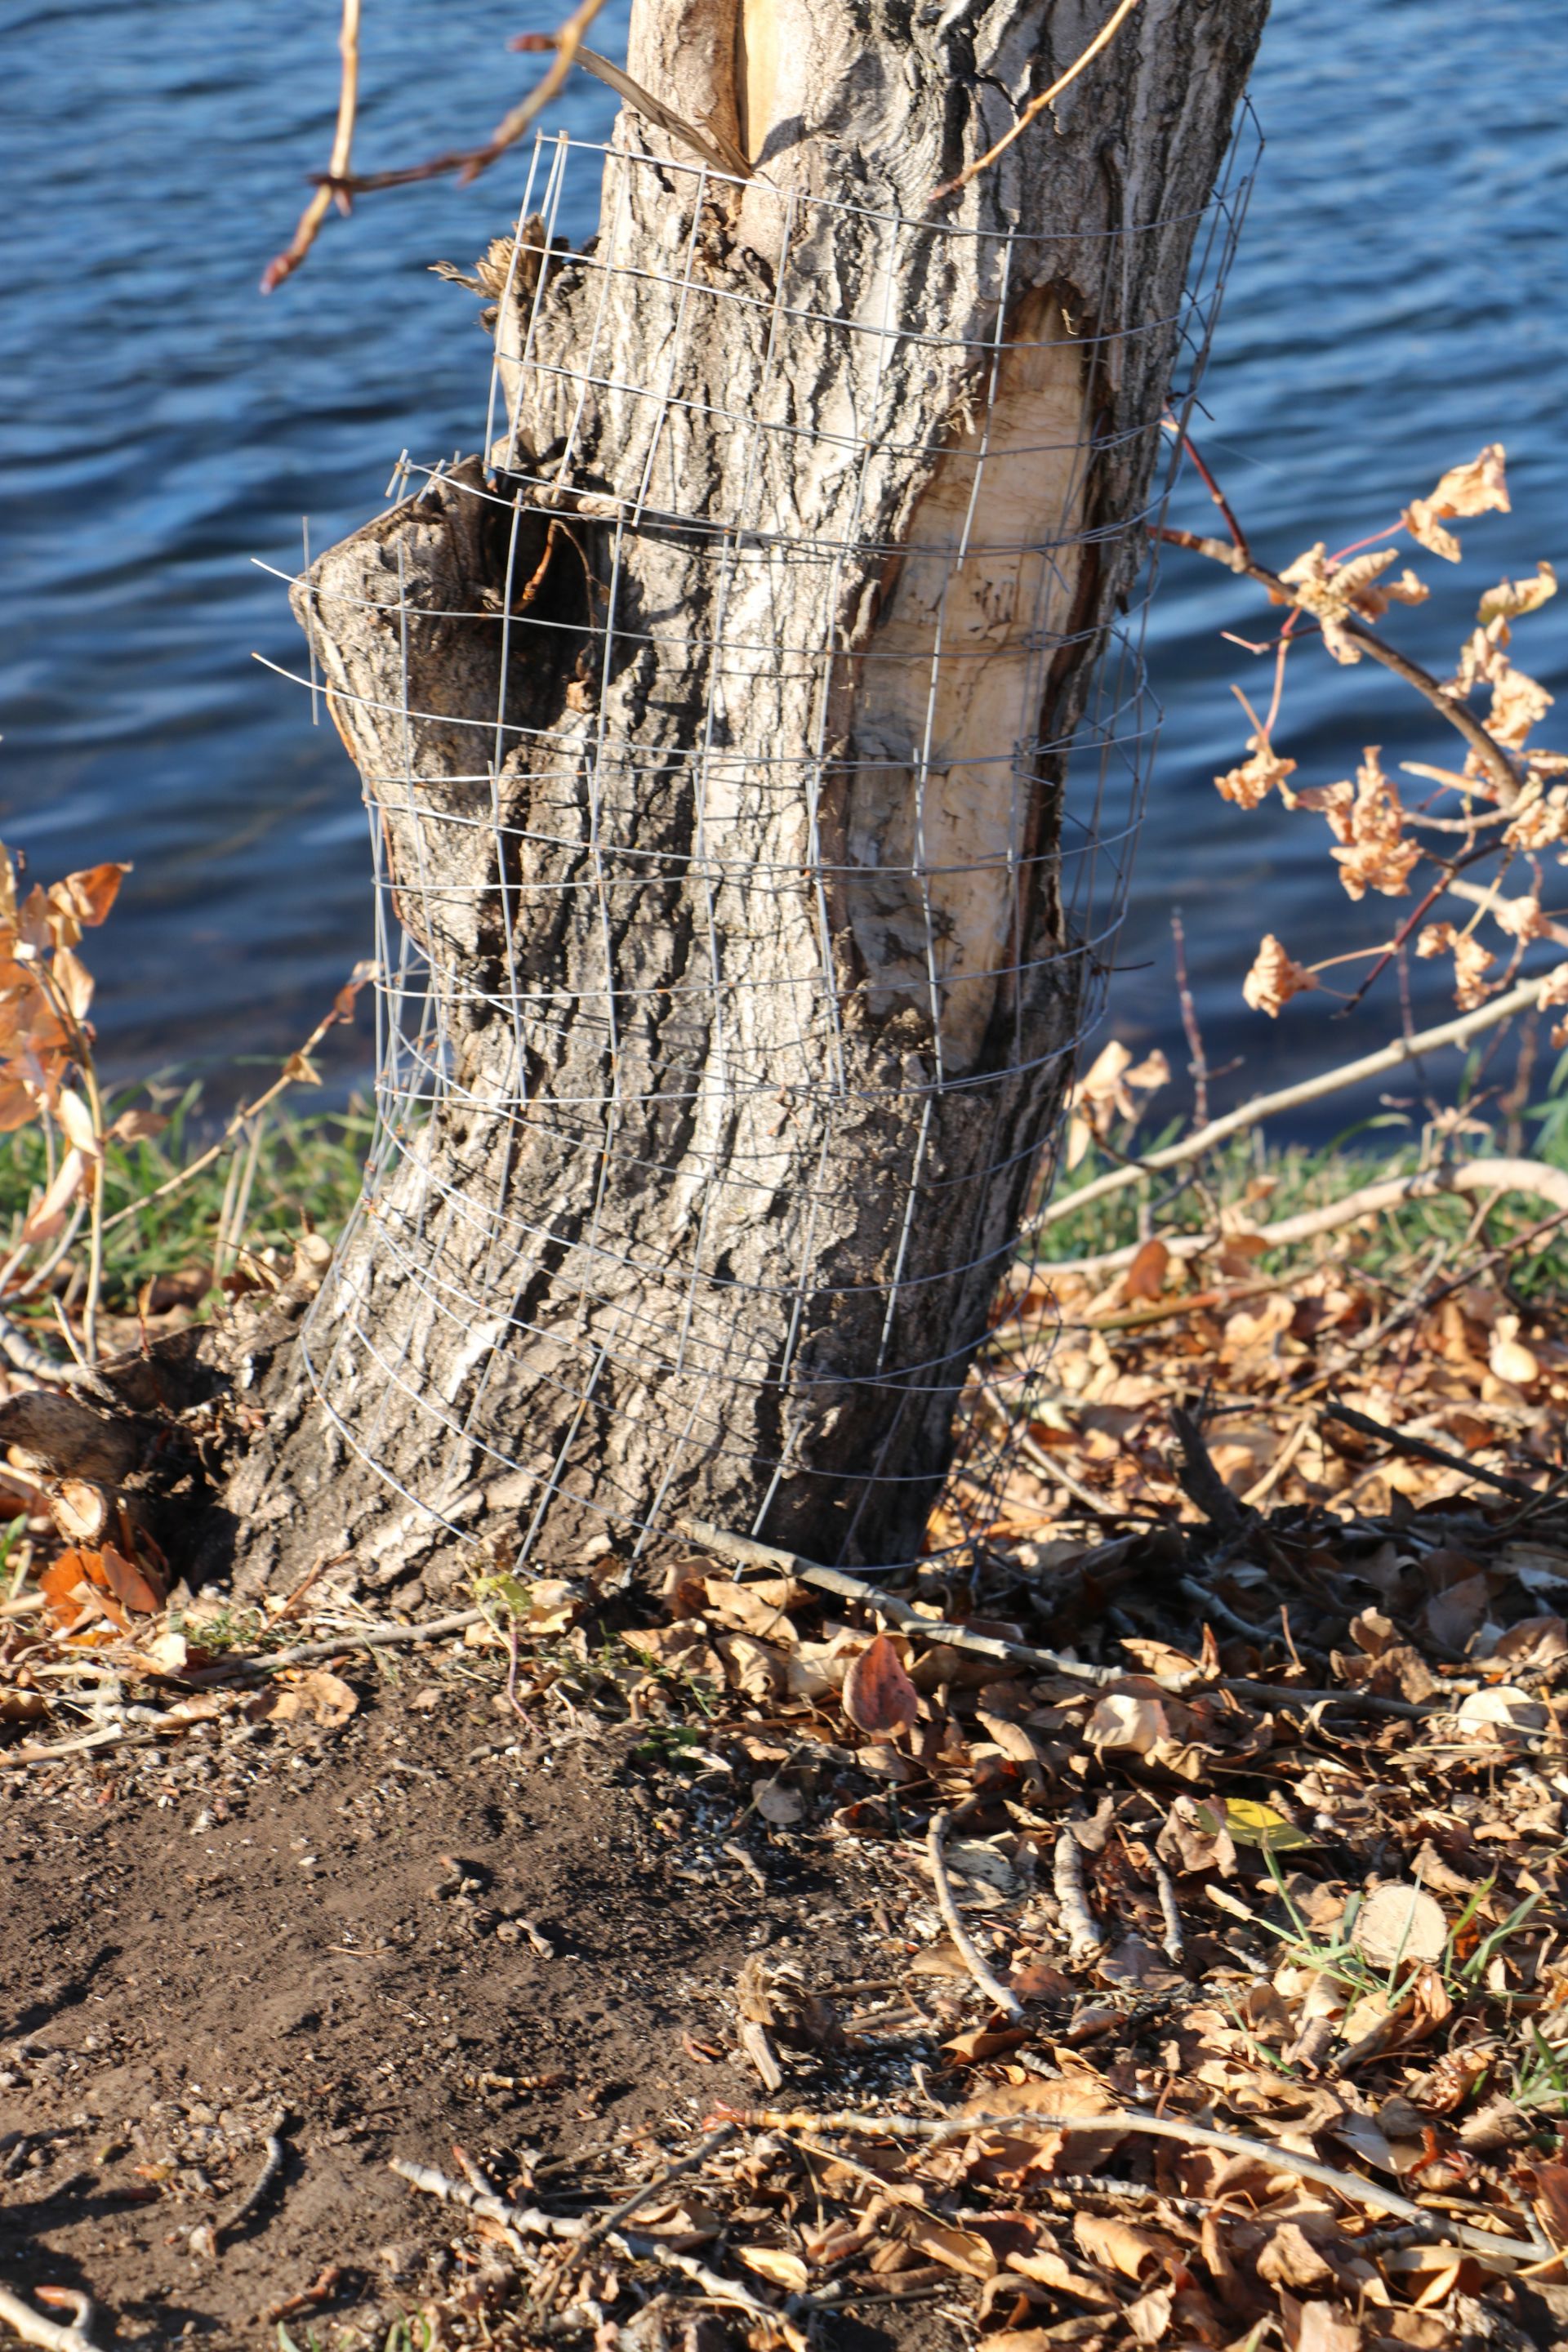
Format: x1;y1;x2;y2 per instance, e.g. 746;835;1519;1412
274;110;1258;1575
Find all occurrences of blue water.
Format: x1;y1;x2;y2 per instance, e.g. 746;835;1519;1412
3;0;1566;1123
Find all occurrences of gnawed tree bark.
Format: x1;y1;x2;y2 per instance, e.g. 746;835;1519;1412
216;0;1267;1597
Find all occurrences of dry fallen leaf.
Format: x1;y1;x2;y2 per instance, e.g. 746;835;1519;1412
841;1632;918;1740
1351;1883;1447;1969
1455;1684;1549;1736
259;1668;359;1730
1123;1236;1169;1302
1071;2209;1161;2281
735;2245;809;2292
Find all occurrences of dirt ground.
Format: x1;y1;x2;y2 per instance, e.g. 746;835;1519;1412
0;1679;922;2350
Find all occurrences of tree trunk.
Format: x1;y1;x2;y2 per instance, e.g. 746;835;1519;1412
225;0;1267;1597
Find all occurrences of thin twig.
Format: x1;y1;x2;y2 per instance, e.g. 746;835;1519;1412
679;1517;1129;1686
1180;1575;1283;1647
1156;524;1521;802
1016;1426;1127;1520
1028;982;1564;1235
0;1310;109;1390
100;969;370;1236
1240;1413;1312;1508
932;0;1144;201
252;1609;485;1673
572;2123;739;2259
209;2111;289;2252
390;2158;559;2252
262;0;362;292
1170;1405;1249;1535
613;2233;809;2352
1171;908;1210;1127
1150;1846;1185;1965
309;0;609;203
1038;1155;1568;1279
1173;420;1251;559
1053;1829;1108;1960
1322;1396;1546;1504
712;2109;1544;2263
927;1810;1024;2018
0;2283;104;2352
390;2157;809;2350
678;1519;1439;1717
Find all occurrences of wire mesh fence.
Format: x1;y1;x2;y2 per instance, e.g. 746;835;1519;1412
261;109;1258;1577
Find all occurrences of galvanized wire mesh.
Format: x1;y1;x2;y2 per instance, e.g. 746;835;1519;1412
262;113;1258;1575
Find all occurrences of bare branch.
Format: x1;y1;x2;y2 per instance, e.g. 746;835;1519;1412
1037;1154;1568;1278
718;2109;1544;2262
933;0;1144;202
1027;973;1559;1236
929;1808;1026;2016
305;0;612;206
1156;523;1524;804
262;0;362;292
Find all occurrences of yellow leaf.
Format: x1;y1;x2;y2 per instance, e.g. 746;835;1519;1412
1196;1797;1312;1851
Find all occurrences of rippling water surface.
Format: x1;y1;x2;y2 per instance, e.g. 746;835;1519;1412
4;0;1566;1122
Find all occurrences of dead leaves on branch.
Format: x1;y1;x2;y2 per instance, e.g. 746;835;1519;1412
0;844;126;1137
1064;1041;1170;1169
1244;933;1320;1015
1188;442;1567;1028
1402;443;1512;563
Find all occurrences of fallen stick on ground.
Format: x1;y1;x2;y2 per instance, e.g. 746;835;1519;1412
710;2108;1543;2264
196;2109;288;2256
1029;981;1563;1239
0;2283;103;2352
1322;1396;1552;1505
679;1517;1437;1718
927;1809;1025;2018
253;1609;485;1672
265;2265;344;2327
391;2155;577;2242
680;1517;1129;1688
390;2157;809;2350
2;1691;248;1772
1179;1575;1286;1647
0;1312;109;1392
569;2123;739;2259
613;2232;809;2352
1151;1845;1185;1965
1053;1829;1108;1960
1037;1152;1568;1278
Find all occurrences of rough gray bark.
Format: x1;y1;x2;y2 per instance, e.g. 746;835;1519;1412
224;0;1268;1597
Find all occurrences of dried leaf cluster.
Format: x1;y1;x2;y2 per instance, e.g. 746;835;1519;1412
1179;443;1566;1036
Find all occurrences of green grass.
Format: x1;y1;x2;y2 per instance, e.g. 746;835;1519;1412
3;1031;1565;1340
0;1083;372;1321
1036;1090;1568;1301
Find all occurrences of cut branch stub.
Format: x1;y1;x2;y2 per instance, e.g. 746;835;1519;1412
0;1392;154;1486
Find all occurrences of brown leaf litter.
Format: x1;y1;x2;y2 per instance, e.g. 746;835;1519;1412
9;1371;1568;2351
